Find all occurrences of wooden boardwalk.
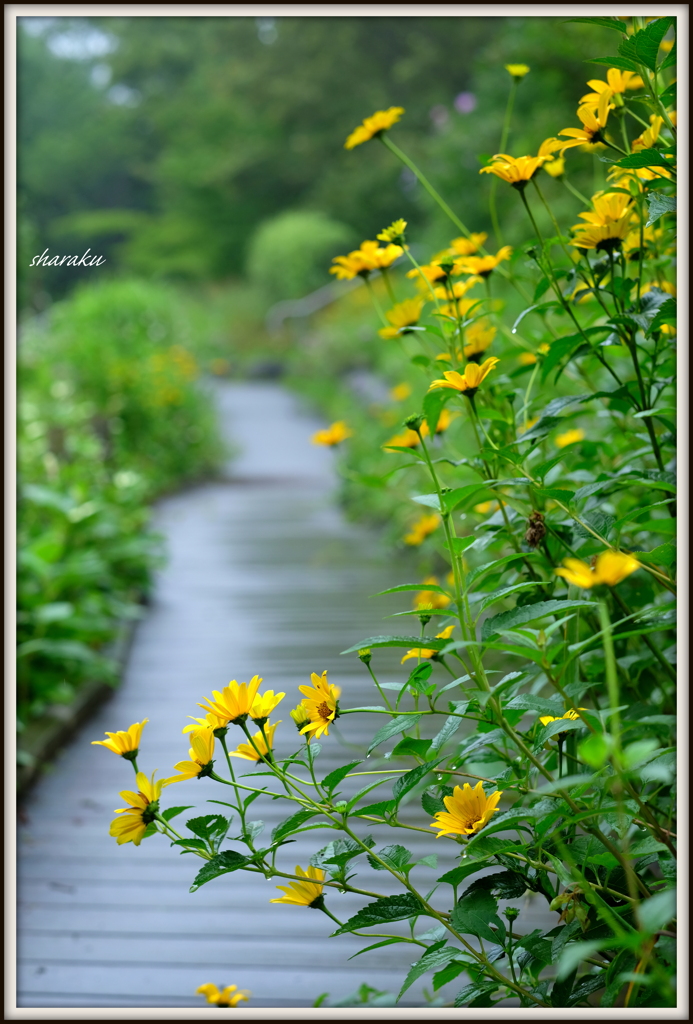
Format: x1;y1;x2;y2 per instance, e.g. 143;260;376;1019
17;381;555;1010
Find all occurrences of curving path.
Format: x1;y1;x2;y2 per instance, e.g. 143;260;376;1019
17;381;554;1011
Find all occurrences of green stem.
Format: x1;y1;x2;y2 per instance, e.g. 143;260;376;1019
365;276;388;324
380;267;397;305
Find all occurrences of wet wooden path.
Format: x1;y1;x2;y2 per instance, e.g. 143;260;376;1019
17;382;555;1011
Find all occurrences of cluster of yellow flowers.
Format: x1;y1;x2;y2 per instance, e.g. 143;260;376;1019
330;239;403;281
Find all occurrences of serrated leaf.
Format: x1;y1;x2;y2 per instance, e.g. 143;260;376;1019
635;16;675;71
271;809;317;843
505;694;564;715
398;943;464;1001
185;814;229;840
451;889;505;944
393;761;440;804
331;893;428;935
565;16;627;33
342;635;447;655
482;599;595;641
367;714;422;755
320;760;363;793
454;981;499;1007
189;850;248;892
430;714;464;750
646;191;677;227
617;148;674;170
586;55;639;72
368;844;412;873
648;297;676;335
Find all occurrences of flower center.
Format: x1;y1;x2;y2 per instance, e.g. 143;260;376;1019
316;701;333;720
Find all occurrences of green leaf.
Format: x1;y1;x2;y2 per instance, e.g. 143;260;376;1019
375;583;450;598
646;192;677;227
617;148;674;170
393;761;440;803
511;301;561;333
271;809;317;843
189;850;248;892
648;297;676;335
477;581;543;613
430;715;464;750
185;814;229;840
565;16;627;33
632;543;676;568
161;806;193;821
467;552;541;588
423;389;448;434
398;943;464;1001
638;888;676;934
341;635;447;655
367;714;422;755
348;937;410;960
407;661;433;693
392;736;432;759
541;333;599;382
454;981;499;1007
172;838;208;852
659;42;677;71
320;761;363;793
505;694;564;715
635;17;675;71
511;415;564;445
368;844;413;873
331;893;428;935
411;492;441;511
451;889;505;945
354;799;395;819
586;55;640;73
482;599;596;641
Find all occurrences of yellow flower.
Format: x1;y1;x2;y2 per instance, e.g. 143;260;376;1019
196;983;251;1008
250;689;285;723
518;352;538;366
413;576;451;611
558;94;613;153
312;421;353;446
577;191;632;226
519;415;539;434
290;704;311;732
270;865;325;906
170;726;216;782
403;512;440;546
539;708;587;727
429;780;503;837
480;153;550;187
377;218;407;244
344;107;405;149
455;247;512;277
463;319;496;360
182;712;227;735
505;63;530;79
555;551;640;589
385;425;428;449
544;156;565;178
428;356;500;396
378;297;425;339
556;428;585;448
198;676;264;725
571;219;631;251
109;771;172;846
390;382;412;402
401;624;455;663
229;721;280;763
92;719;148;758
330;240;403;280
473;500;496;514
448;232;488;256
581;68;644;105
298;670;341;739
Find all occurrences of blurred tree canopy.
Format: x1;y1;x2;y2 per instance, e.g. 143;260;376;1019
18;14;610;308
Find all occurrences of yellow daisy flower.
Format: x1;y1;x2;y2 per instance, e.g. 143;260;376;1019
429;780;503;837
555;551;640;589
556;428;585;447
377;218;407;244
330;240;403;280
428;356;500;396
298;670;341;739
505;63;530;79
344;107;404;149
385;423;429;449
196;983;251;1008
109;771;173;846
464;319;496;361
558;94;613;153
270;865;325;906
543;156;565;178
401;624;455;663
448;233;488;256
403;512;440;546
455;247;512;277
170;726;216;782
250;689;285;723
198;676;264;725
378;296;425;340
182;712;227;735
390;382;412;402
92;719;148;758
229;721;280;763
312;421;353;447
581;68;644;105
539;708;587;727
